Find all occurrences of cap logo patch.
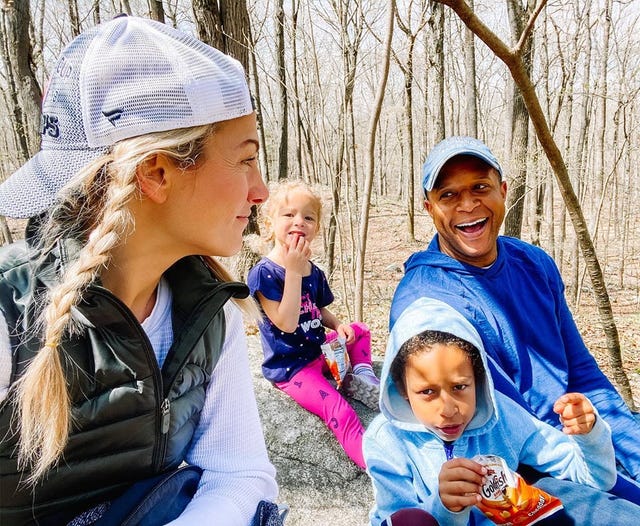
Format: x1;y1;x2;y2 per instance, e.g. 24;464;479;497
55;55;73;79
41;114;60;138
103;108;123;126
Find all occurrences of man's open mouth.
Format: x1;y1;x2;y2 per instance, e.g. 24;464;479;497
455;217;487;234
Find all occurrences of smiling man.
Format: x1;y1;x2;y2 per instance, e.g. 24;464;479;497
389;136;640;503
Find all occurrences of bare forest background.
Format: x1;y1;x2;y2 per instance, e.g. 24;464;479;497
1;0;639;408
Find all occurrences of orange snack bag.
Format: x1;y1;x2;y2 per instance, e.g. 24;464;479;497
321;337;350;388
473;455;563;525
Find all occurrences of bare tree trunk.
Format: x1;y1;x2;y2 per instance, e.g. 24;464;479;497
121;0;133;16
427;2;446;143
395;3;429;243
326;136;345;279
0;218;11;245
92;0;101;25
193;0;224;51
546;4;587;268
219;0;250;69
568;5;593;303
276;0;288;181
355;0;394;320
619;113;632;289
532;159;544;247
593;0;611;205
463;0;477;136
291;0;303;180
248;21;269;182
403;57;416;242
325;0;363;278
437;0;635;409
148;0;165;23
0;0;42;161
0;134;13;243
299;2;323;187
504;0;534;239
69;0;81;36
0;0;40;243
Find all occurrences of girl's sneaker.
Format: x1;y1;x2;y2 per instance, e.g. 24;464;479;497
345;364;380;410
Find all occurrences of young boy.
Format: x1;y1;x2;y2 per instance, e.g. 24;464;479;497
363;297;640;526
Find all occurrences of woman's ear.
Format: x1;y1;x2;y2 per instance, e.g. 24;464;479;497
136;154;173;204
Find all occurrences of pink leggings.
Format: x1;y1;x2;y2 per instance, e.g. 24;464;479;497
381;509;440;526
275;322;372;469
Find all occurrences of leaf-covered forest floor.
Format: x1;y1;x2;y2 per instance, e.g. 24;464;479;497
7;199;639;409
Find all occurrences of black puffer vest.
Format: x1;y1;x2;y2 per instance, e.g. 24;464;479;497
0;238;249;525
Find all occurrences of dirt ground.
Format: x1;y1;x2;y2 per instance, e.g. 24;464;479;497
4;199;639;410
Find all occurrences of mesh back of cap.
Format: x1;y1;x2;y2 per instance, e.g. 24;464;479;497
82;18;252;147
0;16;252;218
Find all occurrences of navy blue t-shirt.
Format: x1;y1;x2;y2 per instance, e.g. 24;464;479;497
247;257;334;382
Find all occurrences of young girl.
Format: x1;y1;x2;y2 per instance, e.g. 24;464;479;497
0;16;280;526
247;180;379;469
364;296;640;526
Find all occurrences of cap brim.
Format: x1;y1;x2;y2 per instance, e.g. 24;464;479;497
423;152;503;194
0;147;106;219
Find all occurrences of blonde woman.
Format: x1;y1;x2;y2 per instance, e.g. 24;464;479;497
0;16;280;526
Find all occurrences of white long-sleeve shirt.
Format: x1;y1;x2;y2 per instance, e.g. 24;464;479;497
169;301;279;525
0;286;278;525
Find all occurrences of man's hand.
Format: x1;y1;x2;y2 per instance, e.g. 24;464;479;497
438;458;487;512
553;392;596;435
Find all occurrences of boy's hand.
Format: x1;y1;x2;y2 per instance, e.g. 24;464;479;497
553;392;596;435
438;458;487;512
336;323;355;344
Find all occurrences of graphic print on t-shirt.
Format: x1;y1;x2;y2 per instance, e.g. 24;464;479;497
299;291;323;333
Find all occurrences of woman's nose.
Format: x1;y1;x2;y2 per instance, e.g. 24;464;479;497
249;167;268;205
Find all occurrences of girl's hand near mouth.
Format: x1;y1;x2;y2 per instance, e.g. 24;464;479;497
283;233;312;276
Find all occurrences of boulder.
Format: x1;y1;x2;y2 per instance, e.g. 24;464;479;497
247;332;379;526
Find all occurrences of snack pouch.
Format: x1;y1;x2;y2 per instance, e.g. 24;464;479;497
321;337;349;388
473;455;563;525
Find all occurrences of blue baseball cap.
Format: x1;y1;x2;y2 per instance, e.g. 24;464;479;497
421;136;503;196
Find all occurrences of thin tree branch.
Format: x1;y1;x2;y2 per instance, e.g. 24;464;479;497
437;0;515;62
514;0;547;55
355;0;395;320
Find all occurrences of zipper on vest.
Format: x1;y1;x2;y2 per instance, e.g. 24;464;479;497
84;287;169;472
160;398;171;434
85;280;241;473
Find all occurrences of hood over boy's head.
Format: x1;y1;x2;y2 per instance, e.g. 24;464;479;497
379;297;497;437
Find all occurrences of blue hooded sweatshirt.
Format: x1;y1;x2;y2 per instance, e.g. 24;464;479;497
364;297;616;526
390;235;640;481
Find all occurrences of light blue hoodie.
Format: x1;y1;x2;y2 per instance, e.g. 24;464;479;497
363;297;617;526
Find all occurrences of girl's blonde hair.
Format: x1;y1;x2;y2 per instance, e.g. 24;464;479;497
16;122;254;483
261;179;324;242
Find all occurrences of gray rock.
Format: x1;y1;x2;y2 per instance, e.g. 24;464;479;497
247;332;378;526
